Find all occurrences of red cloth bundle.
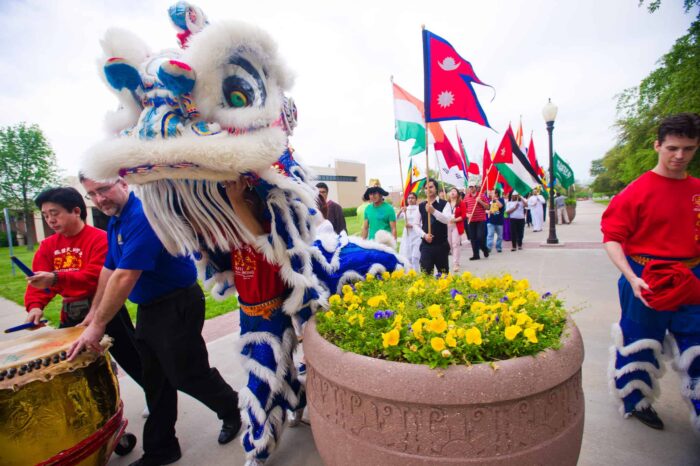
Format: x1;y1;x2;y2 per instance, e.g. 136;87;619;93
641;260;700;311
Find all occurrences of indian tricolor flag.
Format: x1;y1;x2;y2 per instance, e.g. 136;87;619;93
393;83;426;156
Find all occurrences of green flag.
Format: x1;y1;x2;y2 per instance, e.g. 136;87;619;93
553;153;575;189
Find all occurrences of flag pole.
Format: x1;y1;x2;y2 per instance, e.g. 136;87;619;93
422;24;432;235
467;164;492;224
390;76;406;198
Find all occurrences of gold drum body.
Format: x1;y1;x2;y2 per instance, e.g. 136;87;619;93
0;327;121;466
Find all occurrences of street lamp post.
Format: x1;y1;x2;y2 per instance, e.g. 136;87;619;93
542;98;558;245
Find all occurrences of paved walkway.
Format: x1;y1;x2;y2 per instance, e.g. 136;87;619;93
1;200;698;465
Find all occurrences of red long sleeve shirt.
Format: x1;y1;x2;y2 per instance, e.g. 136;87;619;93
601;171;700;258
24;224;107;313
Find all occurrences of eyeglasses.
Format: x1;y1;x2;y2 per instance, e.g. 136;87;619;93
84;183;116;200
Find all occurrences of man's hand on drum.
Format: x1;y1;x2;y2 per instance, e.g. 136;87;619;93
67;322;106;360
27;271;54;289
25;308;46;327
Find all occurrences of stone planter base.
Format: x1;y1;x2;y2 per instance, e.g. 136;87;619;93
305;318;584;465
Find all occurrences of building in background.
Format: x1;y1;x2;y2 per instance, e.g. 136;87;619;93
308;160;365;209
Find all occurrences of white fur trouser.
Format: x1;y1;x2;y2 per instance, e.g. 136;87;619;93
238;309;305;462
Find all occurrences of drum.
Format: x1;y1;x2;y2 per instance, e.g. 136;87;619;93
0;327;125;466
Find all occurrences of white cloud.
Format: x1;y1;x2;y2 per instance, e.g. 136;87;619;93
0;0;695;190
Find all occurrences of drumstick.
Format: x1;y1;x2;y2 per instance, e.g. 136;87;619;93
11;256;50;293
4;320;48;333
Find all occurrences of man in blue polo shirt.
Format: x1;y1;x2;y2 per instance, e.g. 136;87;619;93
69;176;241;466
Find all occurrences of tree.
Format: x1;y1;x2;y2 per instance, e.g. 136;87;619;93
0;123;59;250
590;7;700;192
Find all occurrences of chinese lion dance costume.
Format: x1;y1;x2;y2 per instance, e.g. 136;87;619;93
81;3;404;464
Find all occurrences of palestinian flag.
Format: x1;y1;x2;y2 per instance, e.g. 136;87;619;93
393;83;426;156
493;125;545;197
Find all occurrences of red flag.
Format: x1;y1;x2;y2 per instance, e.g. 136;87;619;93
482;140;498;189
493;125;516;164
456;128;480;175
422;29;492;127
527;133;545;180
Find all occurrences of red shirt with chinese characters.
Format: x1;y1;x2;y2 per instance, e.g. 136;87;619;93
231;244;286;305
24;225;107;315
601;171;700;258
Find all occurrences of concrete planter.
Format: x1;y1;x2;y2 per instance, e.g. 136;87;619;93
305;317;584;466
565;205;576;223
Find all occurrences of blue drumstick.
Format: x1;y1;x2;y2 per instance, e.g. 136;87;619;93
4;320;48;333
11;256;50;293
10;256;34;276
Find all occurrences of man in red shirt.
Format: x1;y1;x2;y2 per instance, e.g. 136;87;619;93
24;187;143;387
602;113;700;432
464;182;490;260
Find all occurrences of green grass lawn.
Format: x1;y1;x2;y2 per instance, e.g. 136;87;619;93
0;247;237;327
594;199;611;206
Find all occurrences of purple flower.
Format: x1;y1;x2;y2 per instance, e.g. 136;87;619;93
500;296;509;303
495;315;500;322
450;289;463;299
373;311;384;320
383;310;394;318
467;294;478;299
542;292;552;299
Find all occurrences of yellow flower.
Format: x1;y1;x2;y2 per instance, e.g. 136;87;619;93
347;303;358;312
470;278;484;290
431;337;446;352
515;279;530;291
451;310;462;320
511;297;528;310
393;314;403;330
454;294;465;307
382;329;400;348
408;269;417;278
342;285;353;296
445;330;457;348
328;294;341;306
324;311;335;319
441;349;452;358
367;294;387;308
504;325;523;341
470;302;486;314
429;318;447;333
366;273;375;281
382;271;391;280
456;328;466;338
465;327;482;345
523;327;538;343
427;304;443;318
461;271;472;280
343;292;354;304
409;344;418;352
411;318;429;340
397;302;405;311
391;269;405;279
515;312;532;326
357;314;365;327
354;281;363;289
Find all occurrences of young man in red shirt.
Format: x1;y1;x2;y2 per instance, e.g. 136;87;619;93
602;113;700;432
464;182;490;260
24;187;143;386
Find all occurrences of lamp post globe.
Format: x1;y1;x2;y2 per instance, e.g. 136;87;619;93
542;98;559;244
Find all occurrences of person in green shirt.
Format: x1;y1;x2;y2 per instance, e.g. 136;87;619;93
361;181;397;241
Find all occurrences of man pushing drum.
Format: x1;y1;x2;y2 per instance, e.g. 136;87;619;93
68;176;242;466
24;186;143;387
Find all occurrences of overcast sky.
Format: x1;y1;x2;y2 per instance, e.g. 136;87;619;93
0;0;696;192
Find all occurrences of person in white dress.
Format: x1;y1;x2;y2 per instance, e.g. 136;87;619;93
398;192;422;272
527;187;546;232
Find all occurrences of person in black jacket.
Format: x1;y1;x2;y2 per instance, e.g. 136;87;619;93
418;179;452;274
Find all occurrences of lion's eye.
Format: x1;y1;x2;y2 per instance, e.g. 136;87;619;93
222;55;267;108
223;77;254;108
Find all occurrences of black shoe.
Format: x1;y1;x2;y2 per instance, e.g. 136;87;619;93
218;414;242;444
518;246;523;250
631;407;664;430
129;450;182;466
469;256;480;261
484;249;490;258
511;248;516;251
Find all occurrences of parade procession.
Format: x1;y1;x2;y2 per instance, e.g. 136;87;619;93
0;1;698;465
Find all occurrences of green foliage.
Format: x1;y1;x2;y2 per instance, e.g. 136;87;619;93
639;0;699;13
0;123;59;249
316;271;567;369
342;207;357;217
590;14;700;193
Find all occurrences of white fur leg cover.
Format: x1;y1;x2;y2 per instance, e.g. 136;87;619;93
666;332;700;433
608;322;664;416
237;315;304;462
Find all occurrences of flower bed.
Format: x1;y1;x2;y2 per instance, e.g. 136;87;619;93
316;269;568;368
